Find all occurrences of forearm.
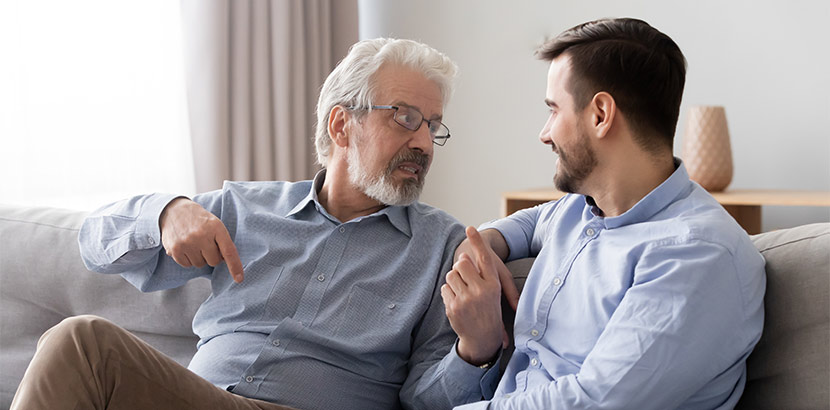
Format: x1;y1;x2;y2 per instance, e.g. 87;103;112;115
477;203;547;261
479;228;508;261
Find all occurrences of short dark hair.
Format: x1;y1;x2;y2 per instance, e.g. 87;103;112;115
537;18;687;153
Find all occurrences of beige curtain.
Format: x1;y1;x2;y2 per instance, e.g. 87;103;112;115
180;0;358;192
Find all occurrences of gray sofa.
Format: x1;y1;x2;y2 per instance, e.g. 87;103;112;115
1;205;828;409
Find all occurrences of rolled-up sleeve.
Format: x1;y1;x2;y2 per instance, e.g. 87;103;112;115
479;206;542;261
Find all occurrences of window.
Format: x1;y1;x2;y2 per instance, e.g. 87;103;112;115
0;0;195;210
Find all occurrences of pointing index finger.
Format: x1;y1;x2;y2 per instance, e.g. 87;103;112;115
464;226;496;279
215;228;244;283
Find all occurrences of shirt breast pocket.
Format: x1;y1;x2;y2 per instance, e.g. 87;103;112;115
333;285;421;379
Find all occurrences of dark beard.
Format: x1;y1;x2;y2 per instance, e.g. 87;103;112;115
553;133;597;194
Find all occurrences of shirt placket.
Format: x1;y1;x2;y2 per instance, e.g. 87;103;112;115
517;220;602;392
231;223;353;396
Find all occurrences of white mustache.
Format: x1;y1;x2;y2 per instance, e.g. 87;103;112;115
387;150;430;174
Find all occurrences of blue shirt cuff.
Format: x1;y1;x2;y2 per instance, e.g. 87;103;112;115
134;193;184;250
443;339;500;401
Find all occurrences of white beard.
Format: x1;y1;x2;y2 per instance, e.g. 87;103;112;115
347;141;424;206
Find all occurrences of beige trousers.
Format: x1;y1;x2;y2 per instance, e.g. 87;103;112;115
11;315;297;410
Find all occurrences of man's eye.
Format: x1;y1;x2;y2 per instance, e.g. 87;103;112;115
400;113;420;127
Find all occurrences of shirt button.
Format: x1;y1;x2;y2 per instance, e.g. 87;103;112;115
339;227;345;233
531;358;539;366
245;376;254;383
531;329;539;337
553;277;562;286
317;274;325;282
387;303;396;309
272;339;281;347
586;228;595;236
147;235;156;246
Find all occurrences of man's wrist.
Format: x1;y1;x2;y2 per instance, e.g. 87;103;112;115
457;339;501;368
476;351;500;370
159;196;190;230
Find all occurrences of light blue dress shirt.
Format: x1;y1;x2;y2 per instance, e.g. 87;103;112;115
457;160;765;410
79;171;498;410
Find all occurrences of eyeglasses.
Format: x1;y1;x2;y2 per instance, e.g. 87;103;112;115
355;104;451;146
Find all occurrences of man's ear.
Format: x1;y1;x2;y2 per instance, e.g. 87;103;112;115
588;92;616;139
328;105;351;148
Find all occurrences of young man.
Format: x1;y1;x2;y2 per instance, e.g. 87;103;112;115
444;18;766;409
11;38;499;410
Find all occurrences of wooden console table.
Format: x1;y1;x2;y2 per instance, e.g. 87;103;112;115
502;188;830;235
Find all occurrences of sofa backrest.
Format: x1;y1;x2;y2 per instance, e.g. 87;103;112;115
0;205;210;409
737;223;830;409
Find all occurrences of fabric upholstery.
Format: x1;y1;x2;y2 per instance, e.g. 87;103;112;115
737;223;830;409
0;206;210;409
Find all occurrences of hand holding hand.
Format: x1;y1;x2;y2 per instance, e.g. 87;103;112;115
442;226;509;366
159;198;244;283
454;229;520;311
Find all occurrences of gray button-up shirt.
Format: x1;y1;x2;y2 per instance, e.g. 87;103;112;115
79;171;499;410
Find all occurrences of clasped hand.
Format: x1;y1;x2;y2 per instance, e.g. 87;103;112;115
441;227;519;366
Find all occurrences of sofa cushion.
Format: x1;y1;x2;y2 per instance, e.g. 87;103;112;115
0;205;211;409
737;223;830;409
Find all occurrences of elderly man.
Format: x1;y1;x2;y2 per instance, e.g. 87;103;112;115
11;38;500;410
444;18;766;409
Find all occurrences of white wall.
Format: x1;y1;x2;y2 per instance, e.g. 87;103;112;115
359;0;830;230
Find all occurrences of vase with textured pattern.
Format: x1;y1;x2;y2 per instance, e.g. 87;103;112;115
682;105;733;192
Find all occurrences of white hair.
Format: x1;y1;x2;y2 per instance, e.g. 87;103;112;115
314;38;458;166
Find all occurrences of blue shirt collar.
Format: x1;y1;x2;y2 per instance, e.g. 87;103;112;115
287;169;412;237
590;157;693;229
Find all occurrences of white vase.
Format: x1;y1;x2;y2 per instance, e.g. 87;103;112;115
682;106;733;192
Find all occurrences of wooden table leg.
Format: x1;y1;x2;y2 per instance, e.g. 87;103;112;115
722;205;762;235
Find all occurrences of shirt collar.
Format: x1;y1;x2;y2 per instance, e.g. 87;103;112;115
378;204;412;237
594;157;693;229
286;170;325;218
286;169;412;237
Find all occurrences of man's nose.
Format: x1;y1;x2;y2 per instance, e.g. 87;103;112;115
539;116;553;145
539;128;553;145
409;122;434;152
